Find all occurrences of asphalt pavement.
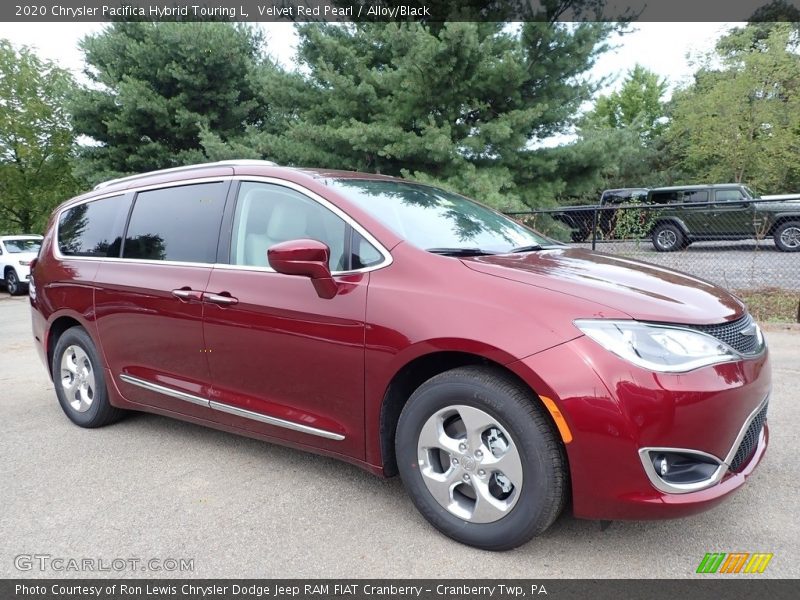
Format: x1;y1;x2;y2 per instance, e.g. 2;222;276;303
577;240;799;291
1;292;798;578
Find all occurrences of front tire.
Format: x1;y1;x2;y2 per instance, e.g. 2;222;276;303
52;327;124;428
774;220;800;252
5;269;23;296
651;223;685;252
395;366;567;551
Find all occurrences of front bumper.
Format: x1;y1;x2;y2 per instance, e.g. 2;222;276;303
509;335;771;520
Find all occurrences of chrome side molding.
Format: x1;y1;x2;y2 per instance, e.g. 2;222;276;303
119;373;344;441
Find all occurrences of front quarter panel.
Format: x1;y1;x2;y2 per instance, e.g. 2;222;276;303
362;242;628;467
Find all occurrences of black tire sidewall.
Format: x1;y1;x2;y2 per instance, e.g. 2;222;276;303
6;269;20;295
52;327;111;427
396;373;563;550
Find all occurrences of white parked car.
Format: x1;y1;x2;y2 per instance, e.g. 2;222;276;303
1;235;43;295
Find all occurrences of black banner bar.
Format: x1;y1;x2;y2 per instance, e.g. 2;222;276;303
3;1;800;23
2;580;799;600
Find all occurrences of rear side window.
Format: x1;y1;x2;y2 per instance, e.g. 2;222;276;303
123;182;227;263
58;195;126;257
682;190;709;203
650;192;677;205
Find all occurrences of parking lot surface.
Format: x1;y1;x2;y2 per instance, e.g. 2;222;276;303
578;240;799;291
1;292;798;578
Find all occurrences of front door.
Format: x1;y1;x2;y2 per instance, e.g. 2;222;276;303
203;181;373;458
712;188;755;237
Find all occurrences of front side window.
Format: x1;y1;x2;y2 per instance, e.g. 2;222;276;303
123;182;227;263
715;189;745;202
231;182;380;271
58;196;125;257
325;180;550;254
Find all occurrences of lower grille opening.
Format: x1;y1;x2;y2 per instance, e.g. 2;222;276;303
729;402;769;472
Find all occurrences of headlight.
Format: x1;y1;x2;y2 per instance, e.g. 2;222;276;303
574;320;738;373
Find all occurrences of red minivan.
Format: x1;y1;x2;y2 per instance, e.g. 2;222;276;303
30;160;770;550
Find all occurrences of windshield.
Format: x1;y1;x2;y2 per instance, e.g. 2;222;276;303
326;179;551;254
3;239;41;253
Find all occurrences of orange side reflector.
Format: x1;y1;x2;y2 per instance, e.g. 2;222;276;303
540;395;573;444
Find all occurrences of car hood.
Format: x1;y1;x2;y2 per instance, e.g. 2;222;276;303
7;251;38;262
755;197;800;209
462;248;745;325
759;194;800;201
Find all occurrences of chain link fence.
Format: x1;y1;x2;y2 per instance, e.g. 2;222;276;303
507;198;800;321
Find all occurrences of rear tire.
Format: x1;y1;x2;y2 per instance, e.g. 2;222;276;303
774;220;800;252
652;223;685;252
395;366;568;551
52;327;125;428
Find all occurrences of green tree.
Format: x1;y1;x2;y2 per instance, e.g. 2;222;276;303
574;65;670;195
71;22;270;184
590;64;668;142
668;23;800;193
250;21;613;210
0;40;79;233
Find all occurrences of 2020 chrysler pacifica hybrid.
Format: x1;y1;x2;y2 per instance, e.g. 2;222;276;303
30;160;770;550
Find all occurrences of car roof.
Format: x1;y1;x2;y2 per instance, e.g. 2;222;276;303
91;161;403;192
57;160;414;212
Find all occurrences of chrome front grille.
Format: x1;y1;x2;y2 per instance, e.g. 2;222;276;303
688;314;761;355
729;401;768;472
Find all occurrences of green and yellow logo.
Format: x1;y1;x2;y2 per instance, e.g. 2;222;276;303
696;552;773;574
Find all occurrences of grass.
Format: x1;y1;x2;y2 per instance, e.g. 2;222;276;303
735;287;800;323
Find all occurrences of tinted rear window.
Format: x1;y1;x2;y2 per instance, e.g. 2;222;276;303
683;190;709;203
58;196;126;257
123;182;227;263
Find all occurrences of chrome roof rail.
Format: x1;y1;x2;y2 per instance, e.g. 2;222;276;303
93;160;279;190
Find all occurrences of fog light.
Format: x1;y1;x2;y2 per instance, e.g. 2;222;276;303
648;450;720;485
640;447;726;493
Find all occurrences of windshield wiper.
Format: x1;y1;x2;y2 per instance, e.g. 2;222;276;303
426;247;499;256
508;244;543;253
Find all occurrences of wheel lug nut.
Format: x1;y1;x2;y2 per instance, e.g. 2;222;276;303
459;442;467;451
478;469;486;476
463;474;470;481
475;450;483;458
452;458;459;465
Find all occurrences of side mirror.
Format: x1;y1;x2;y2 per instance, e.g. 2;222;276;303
267;239;339;299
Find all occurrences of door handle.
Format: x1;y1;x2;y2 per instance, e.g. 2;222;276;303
171;288;203;301
204;292;238;306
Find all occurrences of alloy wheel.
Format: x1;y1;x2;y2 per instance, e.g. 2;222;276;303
416;404;523;523
780;225;800;249
60;345;96;413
